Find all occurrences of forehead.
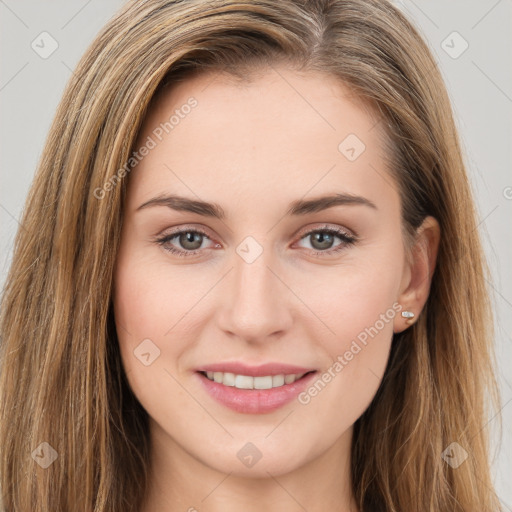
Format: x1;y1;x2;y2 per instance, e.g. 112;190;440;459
127;66;397;216
143;66;378;140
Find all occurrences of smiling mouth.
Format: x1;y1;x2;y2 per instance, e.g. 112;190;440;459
198;370;316;390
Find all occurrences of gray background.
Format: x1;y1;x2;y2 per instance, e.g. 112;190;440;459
1;0;511;507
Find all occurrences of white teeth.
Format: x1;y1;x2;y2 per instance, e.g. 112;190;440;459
235;375;253;389
284;374;296;384
203;371;308;389
223;372;235;386
272;374;285;387
254;376;273;390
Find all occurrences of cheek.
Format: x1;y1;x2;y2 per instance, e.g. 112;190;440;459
112;246;184;379
293;250;401;416
301;249;401;347
113;253;195;420
113;239;188;339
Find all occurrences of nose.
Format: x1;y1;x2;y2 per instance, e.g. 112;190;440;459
215;245;294;343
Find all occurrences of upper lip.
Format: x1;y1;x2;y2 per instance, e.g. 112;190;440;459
196;362;316;377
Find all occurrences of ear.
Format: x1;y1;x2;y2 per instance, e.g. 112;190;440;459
393;216;441;333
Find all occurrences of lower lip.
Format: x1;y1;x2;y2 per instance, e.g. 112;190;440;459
196;371;317;414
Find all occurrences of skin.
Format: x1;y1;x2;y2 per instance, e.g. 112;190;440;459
113;66;440;512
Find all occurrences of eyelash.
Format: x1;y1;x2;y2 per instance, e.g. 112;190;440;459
154;225;357;258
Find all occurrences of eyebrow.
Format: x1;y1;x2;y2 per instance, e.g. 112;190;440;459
136;192;377;219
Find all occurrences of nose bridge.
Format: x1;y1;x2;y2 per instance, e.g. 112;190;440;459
217;237;292;340
234;248;274;305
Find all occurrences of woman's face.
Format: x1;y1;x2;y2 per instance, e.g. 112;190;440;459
113;66;420;478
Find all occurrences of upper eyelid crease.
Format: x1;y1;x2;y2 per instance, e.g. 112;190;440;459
136;192;377;219
157;223;356;243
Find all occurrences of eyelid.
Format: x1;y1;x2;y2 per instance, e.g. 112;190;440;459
156;224;217;243
162;224;211;238
293;222;357;241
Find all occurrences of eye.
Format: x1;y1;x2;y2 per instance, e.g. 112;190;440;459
154;224;357;258
155;227;219;258
295;225;357;256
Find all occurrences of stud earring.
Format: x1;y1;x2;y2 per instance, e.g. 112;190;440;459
401;310;415;325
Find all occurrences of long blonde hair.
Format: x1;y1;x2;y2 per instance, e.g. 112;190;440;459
0;0;502;510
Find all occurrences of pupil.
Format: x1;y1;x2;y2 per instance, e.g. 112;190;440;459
181;232;202;250
313;232;333;250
